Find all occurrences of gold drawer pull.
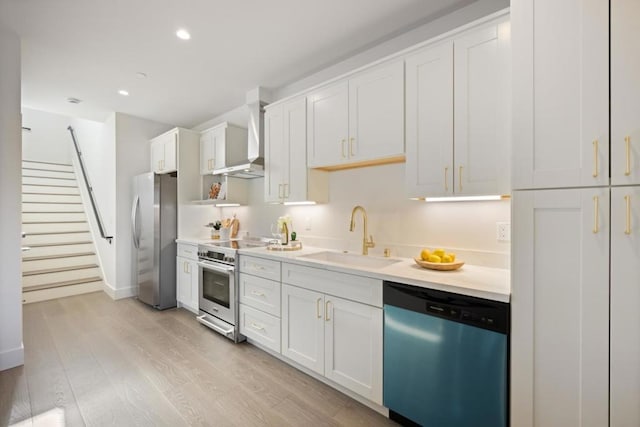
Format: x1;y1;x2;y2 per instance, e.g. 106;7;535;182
625;136;631;176
325;300;332;322
459;165;463;191
592;140;598;178
444;167;449;191
317;298;322;319
250;322;265;331
593;195;599;234
349;137;355;157
250;290;265;297
341;139;346;158
625;195;632;235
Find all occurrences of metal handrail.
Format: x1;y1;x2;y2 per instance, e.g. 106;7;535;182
67;126;113;244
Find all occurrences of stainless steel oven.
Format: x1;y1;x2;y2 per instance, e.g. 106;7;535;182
196;238;269;342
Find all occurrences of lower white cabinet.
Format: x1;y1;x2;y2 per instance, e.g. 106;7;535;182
176;256;198;313
239;304;281;353
281;283;383;404
512;188;609;426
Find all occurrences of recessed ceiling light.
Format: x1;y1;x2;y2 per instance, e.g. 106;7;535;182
118;89;129;96
176;29;191;40
136;72;147;79
67;97;82;104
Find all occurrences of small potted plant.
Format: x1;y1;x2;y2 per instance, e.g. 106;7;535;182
207;220;222;239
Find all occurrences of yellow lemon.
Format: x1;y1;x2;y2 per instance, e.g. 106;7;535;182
448;253;456;262
434;248;445;258
427;254;442;263
442;254;453;263
420;249;431;261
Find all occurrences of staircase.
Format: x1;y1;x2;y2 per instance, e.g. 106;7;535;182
21;160;103;303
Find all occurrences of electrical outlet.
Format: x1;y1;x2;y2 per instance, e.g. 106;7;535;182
496;222;510;242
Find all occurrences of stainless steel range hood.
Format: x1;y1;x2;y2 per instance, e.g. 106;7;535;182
212;100;265;179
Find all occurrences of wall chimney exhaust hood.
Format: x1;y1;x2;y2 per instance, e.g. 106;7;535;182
212;89;269;179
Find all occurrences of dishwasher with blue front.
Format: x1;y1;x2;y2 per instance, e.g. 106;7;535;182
383;281;509;427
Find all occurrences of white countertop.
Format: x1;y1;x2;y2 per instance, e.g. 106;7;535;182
176;237;510;303
238;245;510;303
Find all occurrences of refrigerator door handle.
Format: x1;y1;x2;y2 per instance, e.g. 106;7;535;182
131;195;140;248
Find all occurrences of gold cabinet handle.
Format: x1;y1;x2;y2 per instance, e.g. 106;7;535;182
625;195;632;235
459;165;463;192
444;167;449;191
349;137;355;157
283;183;289;199
278;183;283;199
325;300;331;322
250;322;265;331
593;195;599;234
341;139;346;158
592;140;598;178
184;261;188;273
317;298;322;319
625;136;632;176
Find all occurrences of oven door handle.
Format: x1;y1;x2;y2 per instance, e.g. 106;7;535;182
197;260;235;274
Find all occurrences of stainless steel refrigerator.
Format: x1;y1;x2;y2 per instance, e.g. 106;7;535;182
131;172;177;309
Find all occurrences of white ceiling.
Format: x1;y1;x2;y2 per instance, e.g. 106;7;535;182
1;0;472;128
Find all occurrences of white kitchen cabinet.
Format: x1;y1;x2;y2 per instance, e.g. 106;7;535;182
511;0;609;190
281;284;325;375
176;243;198;313
151;129;177;174
610;186;640;426
406;18;510;198
239;304;281;353
265;96;328;204
324;295;382;404
511;188;609;427
612;0;640;185
281;263;383;405
307;60;404;169
199;130;215;174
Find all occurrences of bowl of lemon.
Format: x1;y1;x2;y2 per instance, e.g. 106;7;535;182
414;248;464;271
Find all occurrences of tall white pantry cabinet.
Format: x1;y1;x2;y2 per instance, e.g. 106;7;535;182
511;0;640;426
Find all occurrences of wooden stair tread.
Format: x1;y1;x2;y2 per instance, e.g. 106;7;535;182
22;263;98;276
23;251;96;262
26;231;89;236
22;276;102;292
27;241;93;248
23;160;72;167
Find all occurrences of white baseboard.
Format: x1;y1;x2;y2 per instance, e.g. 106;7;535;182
103;281;138;300
0;343;24;371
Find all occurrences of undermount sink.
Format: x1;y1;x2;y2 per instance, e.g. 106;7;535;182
299;251;401;269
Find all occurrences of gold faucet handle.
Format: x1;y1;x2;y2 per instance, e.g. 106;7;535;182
368;235;375;247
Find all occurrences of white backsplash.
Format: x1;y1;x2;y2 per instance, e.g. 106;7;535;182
187;163;511;269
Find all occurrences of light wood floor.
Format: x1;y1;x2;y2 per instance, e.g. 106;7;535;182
0;292;397;426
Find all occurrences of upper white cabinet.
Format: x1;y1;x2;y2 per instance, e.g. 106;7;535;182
199;123;247;175
406;18;511;198
264;96;328;204
307;60;404;169
151;129;177;174
612;0;640;185
512;0;609;189
511;188;609;427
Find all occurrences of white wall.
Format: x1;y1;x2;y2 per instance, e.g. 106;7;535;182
207;164;511;268
0;28;24;371
274;0;509;100
21;108;73;164
113;113;172;296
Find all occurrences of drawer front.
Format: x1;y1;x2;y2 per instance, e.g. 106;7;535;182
239;255;281;282
282;263;382;307
177;243;198;260
239;273;281;317
239;304;281;353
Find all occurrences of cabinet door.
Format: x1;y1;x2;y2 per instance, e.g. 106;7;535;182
611;186;640;425
151;140;164;173
348;60;404;163
454;20;511;195
176;257;192;306
511;188;609;427
264;105;284;203
307;81;349;168
212;126;227;170
324;296;382;405
612;0;640;185
163;131;177;173
199;131;214;175
281;284;324;375
283;97;307;202
405;41;454;197
512;0;608;189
